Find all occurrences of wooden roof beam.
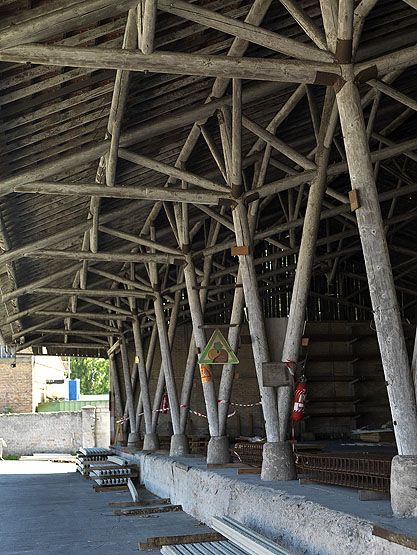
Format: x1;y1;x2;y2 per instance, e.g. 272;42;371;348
12;181;227;205
23;249;184;265
4;298;64;325
85;269;153;294
31;329;118;337
118;148;229;192
157;0;333;63
0;201;144;265
32;288;151;299
35;310;132;321
356;42;417;78
368;79;417;113
242;114;316;171
0;80;282;196
31;342;107;350
0;45;341;84
1;264;82;302
0;0;143;50
12;318;62;340
98;225;182;256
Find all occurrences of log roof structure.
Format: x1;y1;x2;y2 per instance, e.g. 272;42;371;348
2;0;417;480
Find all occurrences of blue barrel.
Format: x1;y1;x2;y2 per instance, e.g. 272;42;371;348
68;379;80;400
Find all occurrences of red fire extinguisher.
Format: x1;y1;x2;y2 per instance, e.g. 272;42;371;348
161;392;169;414
292;377;307;422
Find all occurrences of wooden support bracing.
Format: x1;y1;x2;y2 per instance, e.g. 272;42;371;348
0;45;341;84
150;285;182;432
132;316;153;437
135;324;158;432
1;0;417;478
146;227;181;437
157;0;333;63
229;80;280;442
232;202;279;442
280;90;339;440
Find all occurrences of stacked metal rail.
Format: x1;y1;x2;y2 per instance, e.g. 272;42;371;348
295;452;392;492
161;541;247;554
212;518;293;555
77;449;140;498
90;465;136;487
161;517;294;555
76;447;114;476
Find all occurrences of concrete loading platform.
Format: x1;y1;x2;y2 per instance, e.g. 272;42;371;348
1;451;417;554
114;447;417;555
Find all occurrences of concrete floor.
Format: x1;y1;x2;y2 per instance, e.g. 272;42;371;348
0;461;214;555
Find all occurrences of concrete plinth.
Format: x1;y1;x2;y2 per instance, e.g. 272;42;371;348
391;455;417;517
261;441;296;481
170;434;189;456
81;406;96;448
143;433;159;451
127;431;140;447
207;436;231;464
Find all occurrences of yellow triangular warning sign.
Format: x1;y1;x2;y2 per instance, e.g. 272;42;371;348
199;329;239;365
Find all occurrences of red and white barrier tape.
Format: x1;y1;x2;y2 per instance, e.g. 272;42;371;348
217;399;262;407
137;405;236;419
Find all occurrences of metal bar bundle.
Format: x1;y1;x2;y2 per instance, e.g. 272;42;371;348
161;541;247;554
233;442;264;465
296;452;392;492
211;517;293;555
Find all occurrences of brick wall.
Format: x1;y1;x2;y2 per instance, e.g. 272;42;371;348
0;354;32;413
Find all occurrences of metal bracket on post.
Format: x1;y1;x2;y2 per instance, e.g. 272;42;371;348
231;245;249;256
348;189;360;211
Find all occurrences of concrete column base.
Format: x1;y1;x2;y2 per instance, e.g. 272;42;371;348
127;431;140;447
207;436;231;464
170;434;189;456
391;455;417;517
261;441;296;481
143;433;159;451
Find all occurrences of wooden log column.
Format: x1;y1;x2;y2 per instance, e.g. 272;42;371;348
132;317;157;450
232;201;296;479
135;324;157;434
109;352;123;444
150;287;182;440
279;92;338;442
336;70;417;456
217;272;244;437
183;254;220;442
230;79;294;479
152;290;184;454
119;336;138;445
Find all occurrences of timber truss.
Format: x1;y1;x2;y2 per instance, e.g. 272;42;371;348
1;0;417;456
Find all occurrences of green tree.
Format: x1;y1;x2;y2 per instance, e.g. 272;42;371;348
69;357;109;395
